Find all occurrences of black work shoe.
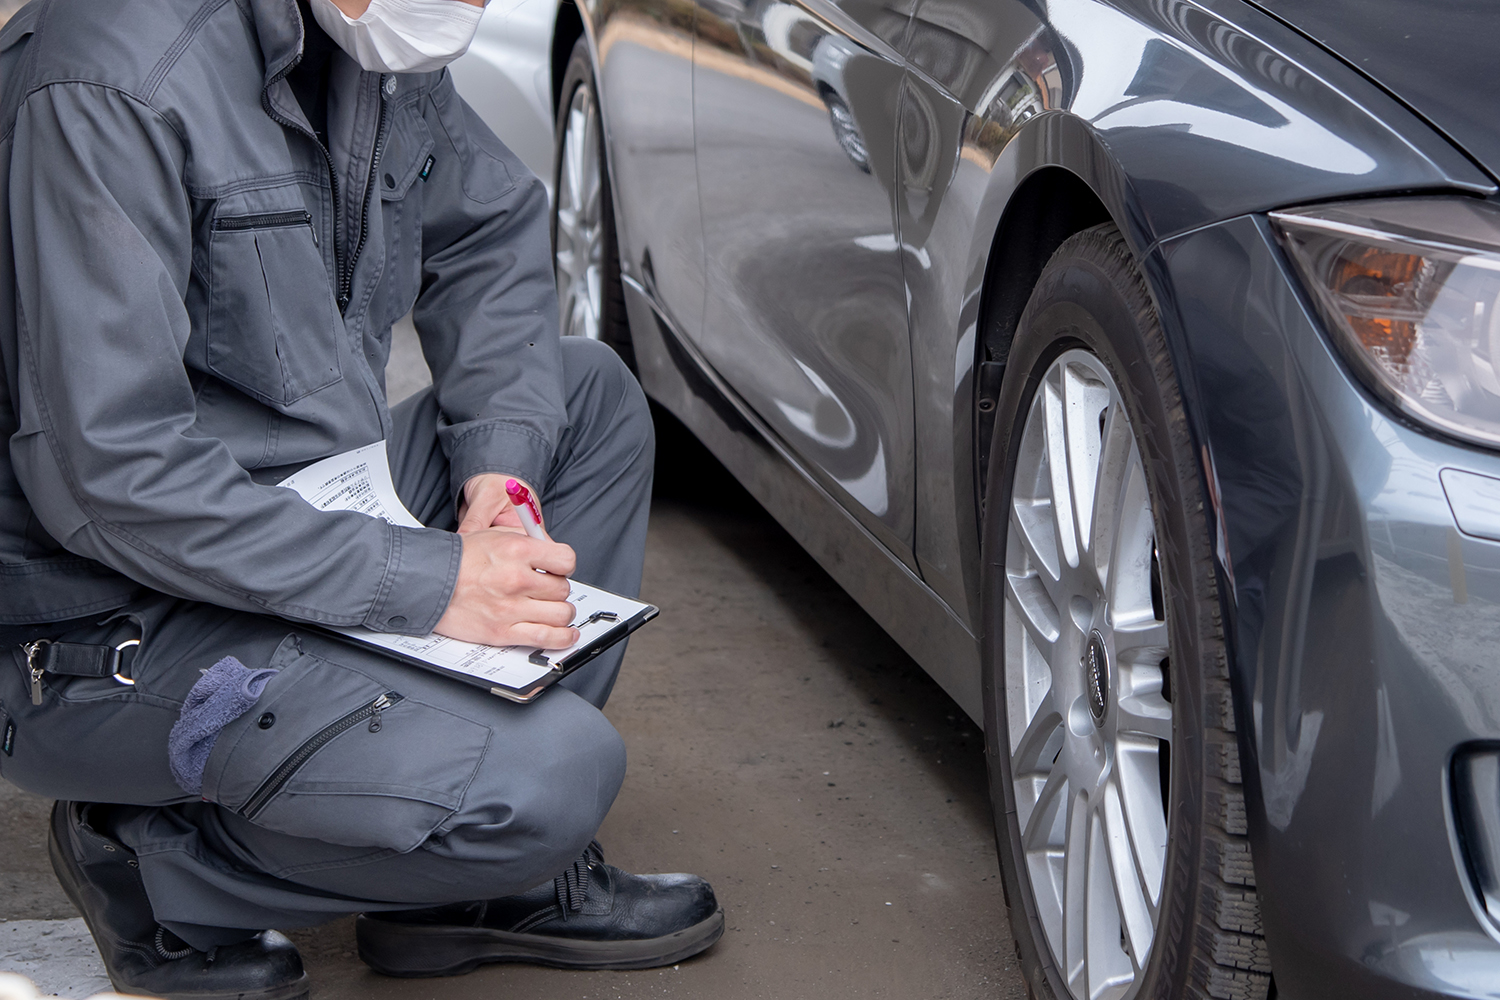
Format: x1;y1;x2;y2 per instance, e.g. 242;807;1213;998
48;802;309;1000
355;841;724;976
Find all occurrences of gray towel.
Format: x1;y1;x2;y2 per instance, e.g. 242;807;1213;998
168;656;278;796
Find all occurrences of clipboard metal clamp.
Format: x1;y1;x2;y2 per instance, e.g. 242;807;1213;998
526;611;623;669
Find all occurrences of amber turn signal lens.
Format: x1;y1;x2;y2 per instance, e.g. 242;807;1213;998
1273;198;1500;450
1325;244;1430;372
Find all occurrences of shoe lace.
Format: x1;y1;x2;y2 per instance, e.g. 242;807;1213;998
553;840;604;914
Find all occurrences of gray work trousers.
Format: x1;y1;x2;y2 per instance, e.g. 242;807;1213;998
0;338;652;949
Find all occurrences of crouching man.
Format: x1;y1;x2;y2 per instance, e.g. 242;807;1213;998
0;1;722;997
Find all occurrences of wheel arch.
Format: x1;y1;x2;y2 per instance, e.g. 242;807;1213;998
971;163;1111;498
959;112;1235;692
961;113;1153;511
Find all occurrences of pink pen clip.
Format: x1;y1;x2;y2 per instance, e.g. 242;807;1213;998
505;479;546;540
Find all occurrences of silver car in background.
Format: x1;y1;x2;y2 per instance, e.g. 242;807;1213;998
450;0;559;192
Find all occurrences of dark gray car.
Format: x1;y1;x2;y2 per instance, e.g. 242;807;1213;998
541;0;1500;996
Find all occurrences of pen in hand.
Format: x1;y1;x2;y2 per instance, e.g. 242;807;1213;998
505;479;547;541
506;481;572;607
436;476;578;648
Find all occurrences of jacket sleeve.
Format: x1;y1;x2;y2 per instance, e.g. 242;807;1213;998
412;71;567;499
7;82;460;633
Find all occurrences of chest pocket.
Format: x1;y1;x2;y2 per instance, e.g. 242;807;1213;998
372;103;436;329
207;204;342;406
379;102;435;203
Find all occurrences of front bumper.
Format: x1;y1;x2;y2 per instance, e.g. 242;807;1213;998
1158;214;1500;1000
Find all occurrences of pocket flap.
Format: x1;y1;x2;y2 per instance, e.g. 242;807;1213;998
206;192;342;407
380;106;436;203
204;639;491;853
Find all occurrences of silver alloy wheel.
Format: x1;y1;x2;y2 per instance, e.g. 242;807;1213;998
555;81;604;340
1004;349;1173;1000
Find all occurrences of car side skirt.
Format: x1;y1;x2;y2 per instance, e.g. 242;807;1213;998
623;275;984;721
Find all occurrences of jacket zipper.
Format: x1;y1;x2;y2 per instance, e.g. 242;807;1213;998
340;83;389;313
260;62;346;309
213;210;314;232
239;692;403;820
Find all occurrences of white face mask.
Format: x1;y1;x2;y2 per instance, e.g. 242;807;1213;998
308;0;485;75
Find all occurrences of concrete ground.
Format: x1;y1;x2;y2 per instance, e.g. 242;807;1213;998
1;325;1029;999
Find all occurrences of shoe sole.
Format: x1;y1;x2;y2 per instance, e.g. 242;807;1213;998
93;983;311;1000
355;907;726;977
47;805;311;1000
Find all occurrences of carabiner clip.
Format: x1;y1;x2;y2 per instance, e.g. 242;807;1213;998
23;639;51;705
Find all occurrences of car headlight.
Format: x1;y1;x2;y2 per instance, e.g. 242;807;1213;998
1271;198;1500;449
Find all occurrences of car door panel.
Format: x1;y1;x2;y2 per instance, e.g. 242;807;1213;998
693;0;920;563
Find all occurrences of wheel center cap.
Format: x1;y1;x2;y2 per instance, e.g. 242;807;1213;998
1084;630;1110;726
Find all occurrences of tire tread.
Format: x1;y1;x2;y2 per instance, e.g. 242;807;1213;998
1088;223;1270;1000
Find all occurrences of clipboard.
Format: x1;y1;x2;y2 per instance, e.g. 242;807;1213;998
315;590;658;703
275;442;659;703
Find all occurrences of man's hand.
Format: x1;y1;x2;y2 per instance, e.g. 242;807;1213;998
456;473;537;537
435;528;580;648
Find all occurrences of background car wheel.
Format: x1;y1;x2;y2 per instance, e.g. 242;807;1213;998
552;36;634;370
980;225;1270;1000
821;90;871;173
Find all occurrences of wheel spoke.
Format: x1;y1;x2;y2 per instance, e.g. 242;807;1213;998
1086;801;1136;1000
586;263;604;321
1113;618;1168;657
1062;790;1089;990
1011;389;1063;580
1062;364;1110;561
1013;497;1064;590
1088;402;1132;593
1023;763;1070;853
578;105;601;229
1010;502;1069;653
565;108;588;216
1103;780;1155;966
557;205;578;248
556;139;577;220
1006;569;1061;661
1043;375;1080;570
1115;741;1169;907
1116;693;1172;743
1105;452;1155;622
1012;688;1063;777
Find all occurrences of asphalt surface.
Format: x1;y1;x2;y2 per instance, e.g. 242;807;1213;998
1;325;1028;999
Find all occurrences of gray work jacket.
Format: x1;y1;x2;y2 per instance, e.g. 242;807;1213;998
0;0;566;630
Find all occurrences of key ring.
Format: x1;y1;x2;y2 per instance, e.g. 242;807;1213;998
112;638;140;687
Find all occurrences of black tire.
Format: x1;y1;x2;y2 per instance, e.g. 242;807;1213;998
551;36;634;371
980;225;1270;1000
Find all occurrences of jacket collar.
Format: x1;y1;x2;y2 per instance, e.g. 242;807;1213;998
244;0;321;138
246;0;305;87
